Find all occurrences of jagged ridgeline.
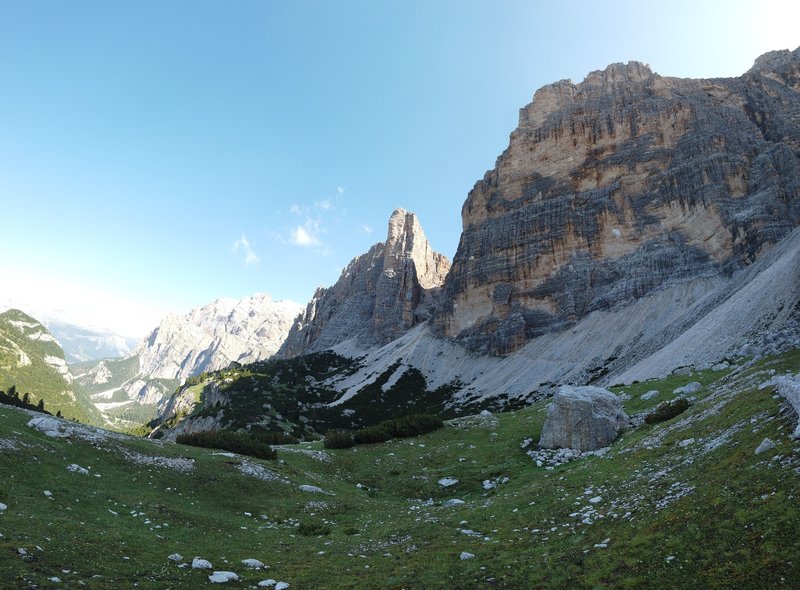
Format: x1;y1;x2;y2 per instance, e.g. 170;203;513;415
0;309;101;423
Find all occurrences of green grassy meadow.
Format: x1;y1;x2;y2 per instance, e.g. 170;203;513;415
1;350;799;589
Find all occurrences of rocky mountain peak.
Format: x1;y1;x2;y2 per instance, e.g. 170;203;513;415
278;209;450;357
748;46;800;74
384;208;450;290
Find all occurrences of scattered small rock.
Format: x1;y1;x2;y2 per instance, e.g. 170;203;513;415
48;577;61;583
242;558;264;568
67;464;90;475
258;581;277;588
167;553;183;562
275;582;290;590
755;438;776;455
438;477;459;488
460;551;475;560
299;484;331;494
588;496;603;504
594;538;611;549
443;499;465;507
192;557;213;570
641;390;659;401
0;502;6;512
43;490;53;497
209;571;239;583
678;438;695;448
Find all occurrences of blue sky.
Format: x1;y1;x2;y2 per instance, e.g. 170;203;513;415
1;0;798;337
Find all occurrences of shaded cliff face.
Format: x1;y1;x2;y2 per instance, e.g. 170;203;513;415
434;48;800;355
279;209;450;357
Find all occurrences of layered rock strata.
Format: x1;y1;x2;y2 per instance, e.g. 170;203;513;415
433;48;800;354
278;209;450;357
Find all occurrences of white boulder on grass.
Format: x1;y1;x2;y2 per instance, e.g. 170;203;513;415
209;571;239;583
641;390;659;401
755;438;776;455
438;477;459;487
539;386;628;452
0;502;7;512
460;551;475;560
258;581;277;588
275;582;290;590
167;553;183;562
191;557;213;569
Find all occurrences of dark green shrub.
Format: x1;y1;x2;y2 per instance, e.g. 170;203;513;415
645;397;690;424
385;413;443;438
352;423;391;445
324;413;443;449
323;429;354;449
176;430;277;460
247;427;299;445
297;520;331;536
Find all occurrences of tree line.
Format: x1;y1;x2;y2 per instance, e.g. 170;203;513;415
0;385;58;416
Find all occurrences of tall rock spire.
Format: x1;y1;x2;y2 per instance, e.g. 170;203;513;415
278;209;450;357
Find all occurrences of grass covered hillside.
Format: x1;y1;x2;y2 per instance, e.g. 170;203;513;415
0;309;101;424
1;349;798;589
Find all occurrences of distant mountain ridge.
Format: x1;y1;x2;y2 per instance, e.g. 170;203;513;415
0;301;138;363
73;293;303;425
0;309;101;422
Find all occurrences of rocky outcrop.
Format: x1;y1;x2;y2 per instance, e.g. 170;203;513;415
539;386;628;451
433;47;800;355
137;294;302;382
278;209;450;357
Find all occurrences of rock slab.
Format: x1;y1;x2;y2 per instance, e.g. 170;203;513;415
539;385;628;451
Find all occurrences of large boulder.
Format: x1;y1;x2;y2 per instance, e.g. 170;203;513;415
539;386;628;451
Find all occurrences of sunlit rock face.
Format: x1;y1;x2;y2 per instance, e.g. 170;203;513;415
433;48;800;354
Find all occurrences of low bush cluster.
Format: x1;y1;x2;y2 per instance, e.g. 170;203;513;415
322;429;354;449
323;413;443;449
644;397;690;424
176;430;277;460
247;427;299;445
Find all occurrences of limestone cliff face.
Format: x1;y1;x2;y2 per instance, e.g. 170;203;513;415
279;209;450;357
433;47;800;354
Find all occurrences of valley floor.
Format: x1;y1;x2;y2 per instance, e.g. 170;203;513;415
1;350;800;589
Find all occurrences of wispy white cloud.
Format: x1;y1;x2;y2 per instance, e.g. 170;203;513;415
363;224;373;235
291;224;321;247
315;199;333;211
336;186;345;195
231;234;260;266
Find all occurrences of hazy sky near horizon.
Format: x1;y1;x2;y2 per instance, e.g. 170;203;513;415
1;0;798;337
